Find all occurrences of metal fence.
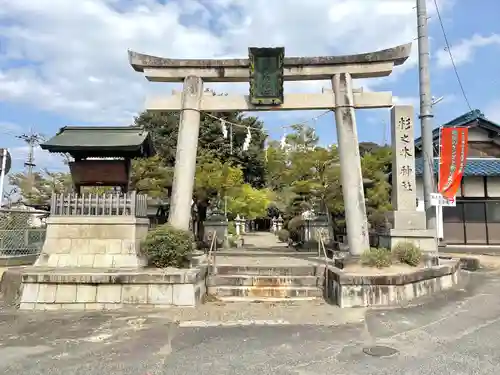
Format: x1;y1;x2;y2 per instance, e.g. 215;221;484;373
50;191;148;217
0;209;48;258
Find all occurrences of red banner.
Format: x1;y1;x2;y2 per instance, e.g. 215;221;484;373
438;127;469;199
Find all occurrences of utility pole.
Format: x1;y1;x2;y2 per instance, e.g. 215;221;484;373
16;128;44;200
416;0;436;231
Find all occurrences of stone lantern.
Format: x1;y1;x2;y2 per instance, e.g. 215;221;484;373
271;217;278;233
234;214;244;235
309;213;332;247
277;215;284;231
203;209;228;248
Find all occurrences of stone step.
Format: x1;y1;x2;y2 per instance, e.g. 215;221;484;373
208;275;319;287
215;296;319;302
214;250;318;257
214;265;320;276
207;285;323;300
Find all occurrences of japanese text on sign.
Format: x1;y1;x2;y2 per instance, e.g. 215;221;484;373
398;116;414;191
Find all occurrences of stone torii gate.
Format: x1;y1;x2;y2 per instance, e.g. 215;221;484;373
128;43;424;257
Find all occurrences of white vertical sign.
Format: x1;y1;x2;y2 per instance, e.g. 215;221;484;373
0;148;7;208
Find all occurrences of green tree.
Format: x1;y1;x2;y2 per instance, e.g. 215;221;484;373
194;151;244;203
134;106;267;188
129;155;173;198
361;146;392;225
8;170;73;205
284;123;319;150
227;184;272;220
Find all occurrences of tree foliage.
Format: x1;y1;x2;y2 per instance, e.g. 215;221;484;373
227;184;272;219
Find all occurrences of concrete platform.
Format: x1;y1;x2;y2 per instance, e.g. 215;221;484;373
325;258;461;308
4;266;208;311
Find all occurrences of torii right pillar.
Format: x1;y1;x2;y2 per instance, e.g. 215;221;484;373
379;105;437;253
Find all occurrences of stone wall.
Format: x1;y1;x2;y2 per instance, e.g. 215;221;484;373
19;266;207;311
324;259;460;308
35;216;150;268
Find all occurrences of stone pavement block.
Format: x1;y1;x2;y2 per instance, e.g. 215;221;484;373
76;285;97;303
93;254;114;267
173;284;195;306
84;303;105;310
148;285;173;305
47;255;59;267
56;254;71;267
71;238;91;253
107;239;123;254
55;284;77;303
91;239;108;254
77;254;95;267
112;255;140;267
21;283;40;303
62;303;86;311
121;240;136;254
35;303;62;311
104;303;124;310
96;285;122;303
37;284;57;303
122;285;148;304
19;302;35;310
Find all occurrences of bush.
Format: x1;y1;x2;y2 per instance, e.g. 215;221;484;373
142;224;194;268
361;247;392;268
392;241;422;267
277;229;290;242
287;216;305;243
368;210;390;232
227;221;236;236
227;235;241;248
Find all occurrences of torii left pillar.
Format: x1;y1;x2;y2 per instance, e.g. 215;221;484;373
168;76;204;230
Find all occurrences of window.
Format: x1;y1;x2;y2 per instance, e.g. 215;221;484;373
443;203;464;223
463;202;486;223
486;202;500;223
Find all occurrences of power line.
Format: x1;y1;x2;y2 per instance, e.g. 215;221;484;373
432;0;473;112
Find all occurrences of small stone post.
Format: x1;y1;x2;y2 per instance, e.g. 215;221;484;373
235;214;242;236
332;73;370;256
168;76;204;231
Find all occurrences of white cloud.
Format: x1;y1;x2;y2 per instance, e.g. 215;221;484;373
0;0;454;124
393;96;420;108
485;99;500;124
8;145;66;172
435;34;500;68
0;121;22;136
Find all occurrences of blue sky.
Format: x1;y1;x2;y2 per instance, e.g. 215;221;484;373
1;0;500;177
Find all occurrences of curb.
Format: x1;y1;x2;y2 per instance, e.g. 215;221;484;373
439;256;480;271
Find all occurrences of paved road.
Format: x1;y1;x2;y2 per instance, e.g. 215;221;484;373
2;270;500;374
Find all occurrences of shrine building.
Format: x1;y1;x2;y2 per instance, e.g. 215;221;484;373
414;109;500;247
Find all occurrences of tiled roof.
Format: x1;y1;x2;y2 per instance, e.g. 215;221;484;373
414;109;500;149
415;158;500;177
40;126;155;157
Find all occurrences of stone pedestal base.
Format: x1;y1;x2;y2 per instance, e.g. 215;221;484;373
34;216;150;268
378;228;438;253
16;266;207;311
325;258;460;308
386;210;426;230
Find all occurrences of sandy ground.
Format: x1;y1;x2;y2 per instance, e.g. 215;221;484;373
1;271;500;373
